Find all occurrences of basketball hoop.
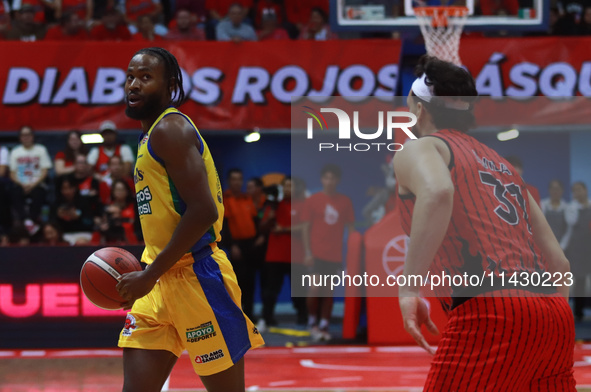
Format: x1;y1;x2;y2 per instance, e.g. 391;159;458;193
414;6;469;66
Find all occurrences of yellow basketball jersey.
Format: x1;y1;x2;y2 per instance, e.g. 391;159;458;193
134;107;224;265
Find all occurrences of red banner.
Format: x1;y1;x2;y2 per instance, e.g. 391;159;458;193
461;36;591;127
0;40;401;132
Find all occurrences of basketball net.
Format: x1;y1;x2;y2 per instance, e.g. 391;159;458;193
414;6;469;66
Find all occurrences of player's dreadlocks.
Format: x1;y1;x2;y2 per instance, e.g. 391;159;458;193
135;47;186;107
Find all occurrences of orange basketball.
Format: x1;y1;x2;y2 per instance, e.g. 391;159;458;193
80;247;142;310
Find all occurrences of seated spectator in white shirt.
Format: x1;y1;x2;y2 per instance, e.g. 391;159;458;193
9;125;52;228
216;3;257;42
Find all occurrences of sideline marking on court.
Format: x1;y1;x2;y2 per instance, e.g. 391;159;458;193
300;359;431;372
267;327;310;337
375;346;433;353
293;347;371;353
321;376;364;383
20;350;46;357
268;380;297;387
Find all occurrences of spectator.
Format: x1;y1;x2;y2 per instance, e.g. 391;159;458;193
248;177;267;216
54;130;87;176
132;13;161;41
284;0;307;31
247;177;274;327
254;0;282;28
38;221;68;245
206;0;253;23
165;8;205;40
547;7;561;35
51;176;99;245
12;0;57;24
555;0;585;34
576;5;591;34
90;6;131;40
87;120;134;178
4;4;46;41
45;12;89;40
541;179;569;244
563;181;591;322
173;0;206;24
64;153;101;201
223;168;258;320
299;7;337;40
290;177;309;325
99;155;135;204
96;179;138;244
0;143;10;235
9;126;52;229
0;144;7;178
302;164;355;341
216;3;257;41
479;0;519;16
257;177;307;331
120;0;164;30
505;155;541;206
0;0;11;38
257;12;289;40
56;0;93;23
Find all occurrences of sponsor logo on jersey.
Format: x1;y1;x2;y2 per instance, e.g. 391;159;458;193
122;314;137;337
186;321;216;343
136;186;152;215
194;349;224;364
134;168;144;184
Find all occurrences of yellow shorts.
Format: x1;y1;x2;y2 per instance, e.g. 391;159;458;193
118;246;265;376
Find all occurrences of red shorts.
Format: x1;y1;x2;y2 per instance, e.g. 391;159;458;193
424;291;576;392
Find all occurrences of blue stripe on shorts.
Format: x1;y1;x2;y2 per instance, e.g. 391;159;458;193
192;252;251;363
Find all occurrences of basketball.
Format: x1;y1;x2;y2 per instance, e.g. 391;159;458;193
80;247;142;310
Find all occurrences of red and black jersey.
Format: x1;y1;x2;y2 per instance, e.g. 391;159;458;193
398;129;554;311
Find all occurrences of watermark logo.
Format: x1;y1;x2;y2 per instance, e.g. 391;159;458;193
302;106;328;131
303;106;418;152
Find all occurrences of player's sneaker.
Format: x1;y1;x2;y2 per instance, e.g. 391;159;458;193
319;326;332;342
256;319;267;333
310;325;323;342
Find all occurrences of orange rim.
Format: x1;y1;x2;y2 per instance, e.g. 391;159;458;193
414;6;469;27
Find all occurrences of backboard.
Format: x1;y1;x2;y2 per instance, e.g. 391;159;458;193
332;0;548;31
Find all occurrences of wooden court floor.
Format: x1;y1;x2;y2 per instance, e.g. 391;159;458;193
1;346;591;391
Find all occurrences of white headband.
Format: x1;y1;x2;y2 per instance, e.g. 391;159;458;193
411;73;471;111
411;74;434;102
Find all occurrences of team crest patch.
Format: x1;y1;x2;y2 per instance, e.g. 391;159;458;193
194;349;224;364
122;314;137;337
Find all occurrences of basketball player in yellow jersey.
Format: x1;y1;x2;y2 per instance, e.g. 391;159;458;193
114;47;264;392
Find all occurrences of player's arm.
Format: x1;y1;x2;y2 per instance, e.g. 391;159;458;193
117;115;218;305
528;192;571;299
394;138;454;295
394;138;453;354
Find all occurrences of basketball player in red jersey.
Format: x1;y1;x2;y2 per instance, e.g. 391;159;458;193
395;55;576;391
